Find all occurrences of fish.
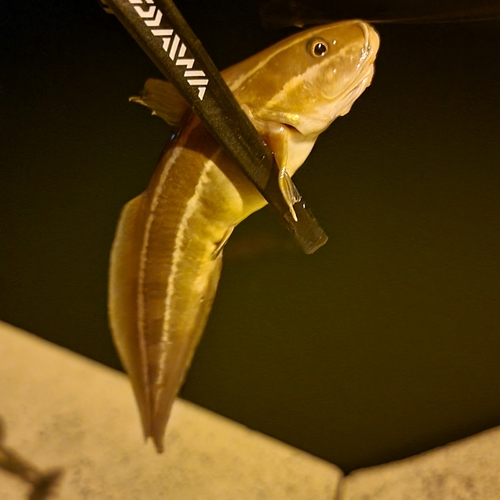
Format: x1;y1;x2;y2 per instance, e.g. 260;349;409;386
108;20;380;452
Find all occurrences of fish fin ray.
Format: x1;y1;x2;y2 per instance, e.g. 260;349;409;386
278;167;301;221
212;226;235;260
130;78;188;126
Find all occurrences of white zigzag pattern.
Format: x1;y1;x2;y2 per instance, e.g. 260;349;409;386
131;0;208;100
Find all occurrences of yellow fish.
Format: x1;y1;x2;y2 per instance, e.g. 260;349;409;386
109;20;379;452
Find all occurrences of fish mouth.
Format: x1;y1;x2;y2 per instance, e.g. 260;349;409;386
319;21;379;124
339;21;379;99
357;20;380;67
336;61;375;116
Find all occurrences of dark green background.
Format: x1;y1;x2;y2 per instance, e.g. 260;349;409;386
1;1;499;473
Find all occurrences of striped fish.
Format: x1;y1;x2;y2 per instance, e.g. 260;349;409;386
109;20;379;452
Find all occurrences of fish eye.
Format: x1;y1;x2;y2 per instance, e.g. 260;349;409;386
308;38;329;57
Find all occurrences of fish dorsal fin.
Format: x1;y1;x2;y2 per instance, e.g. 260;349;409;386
129;78;189;126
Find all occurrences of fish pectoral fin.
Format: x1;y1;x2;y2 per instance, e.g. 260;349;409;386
261;123;289;171
278;167;302;222
212;226;234;260
259;123;301;221
129;78;188;126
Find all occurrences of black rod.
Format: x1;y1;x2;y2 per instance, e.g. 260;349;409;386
102;0;328;254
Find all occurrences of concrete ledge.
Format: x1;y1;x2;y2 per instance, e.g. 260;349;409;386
2;320;499;500
0;321;342;500
340;427;500;500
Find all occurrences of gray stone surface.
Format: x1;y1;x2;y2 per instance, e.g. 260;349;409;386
340;427;500;500
0;321;342;500
3;319;499;500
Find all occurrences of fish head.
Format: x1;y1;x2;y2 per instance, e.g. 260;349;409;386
224;20;380;139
